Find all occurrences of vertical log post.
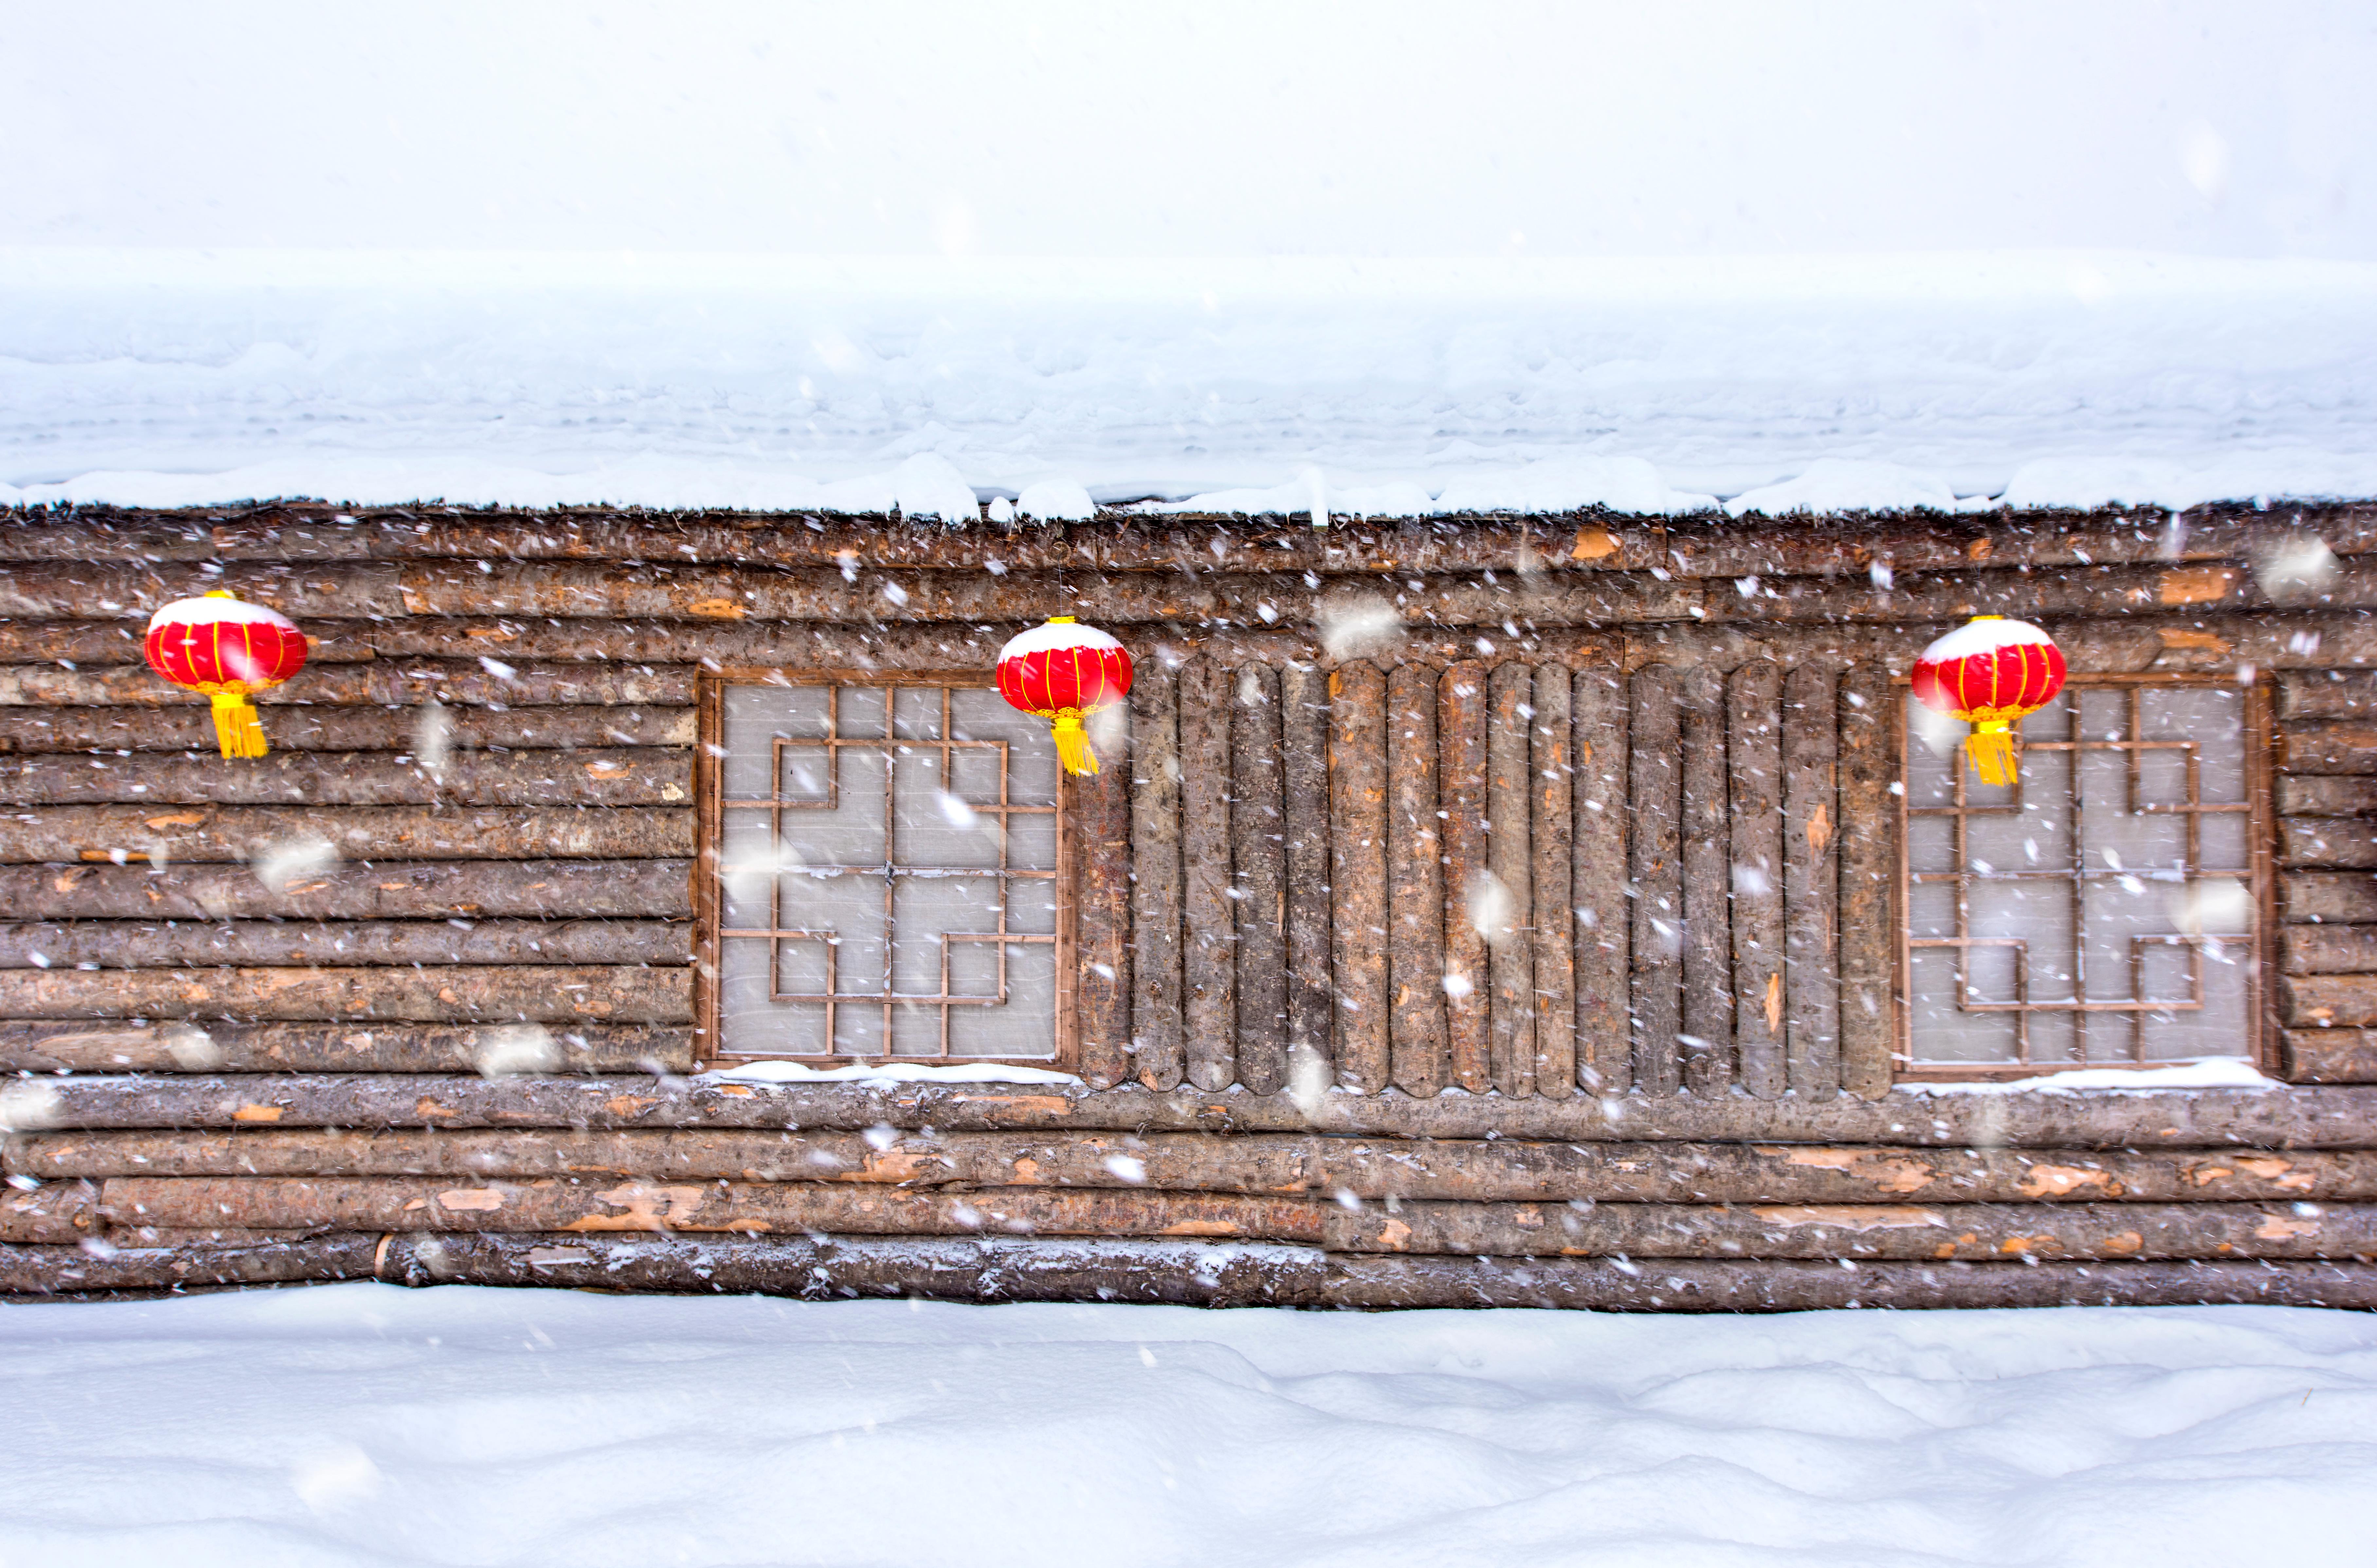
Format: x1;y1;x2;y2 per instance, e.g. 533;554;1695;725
1328;662;1390;1094
1728;661;1786;1099
1387;663;1448;1097
1179;657;1237;1090
1074;695;1134;1089
1437;661;1492;1093
1838;662;1897;1098
1232;665;1289;1094
1530;665;1576;1099
1486;662;1537;1096
1280;663;1334;1080
1783;662;1841;1099
1680;667;1734;1096
1629;665;1683;1095
1129;661;1186;1089
1573;666;1631;1094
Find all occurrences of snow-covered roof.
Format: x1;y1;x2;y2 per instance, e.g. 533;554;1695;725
6;248;2374;518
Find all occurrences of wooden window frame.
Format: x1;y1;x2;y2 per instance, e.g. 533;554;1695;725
1890;670;2277;1082
693;668;1079;1071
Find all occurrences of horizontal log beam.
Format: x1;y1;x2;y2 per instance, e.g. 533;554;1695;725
1330;1199;2377;1260
0;1235;378;1294
0;1021;694;1074
16;1128;2374;1205
0;704;694;755
2284;1029;2377;1084
2280;925;2377;975
11;1074;2377;1148
0;660;692;708
2279;722;2377;774
0;965;691;1023
0;750;689;807
2277;776;2377;816
2281;819;2377;869
0;806;691;864
2281;974;2377;1028
2283;873;2377;924
2281;670;2377;720
95;1176;1324;1241
0;919;689;969
0;1182;97;1243
0;859;694;920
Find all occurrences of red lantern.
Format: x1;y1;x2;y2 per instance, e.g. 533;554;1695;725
1911;615;2066;787
996;616;1133;776
143;591;309;759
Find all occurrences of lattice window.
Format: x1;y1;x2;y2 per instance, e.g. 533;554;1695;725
1897;675;2271;1078
701;677;1069;1063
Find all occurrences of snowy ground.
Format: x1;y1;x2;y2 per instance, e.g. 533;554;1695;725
2;1285;2373;1567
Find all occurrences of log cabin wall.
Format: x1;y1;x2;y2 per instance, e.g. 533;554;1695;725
3;504;2377;1310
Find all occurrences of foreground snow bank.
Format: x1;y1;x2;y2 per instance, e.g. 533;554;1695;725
1;1286;2371;1566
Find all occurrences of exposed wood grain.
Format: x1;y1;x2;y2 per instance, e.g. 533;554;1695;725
1278;663;1334;1080
1328;662;1391;1094
1727;661;1786;1099
1178;656;1237;1091
2279;722;2377;774
1628;666;1684;1095
1436;662;1491;1092
1073;713;1134;1091
1529;665;1577;1099
1836;663;1897;1098
0;859;693;921
0;919;687;969
0;704;694;756
1;1183;98;1243
0;964;691;1023
1232;665;1289;1094
1486;662;1537;1096
1128;661;1186;1090
0;1020;692;1075
1679;667;1733;1097
1571;666;1631;1094
0;749;689;807
1386;662;1448;1096
0;806;691;865
1781;663;1842;1099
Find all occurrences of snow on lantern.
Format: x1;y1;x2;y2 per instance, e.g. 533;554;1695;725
996;616;1133;777
1910;615;2066;788
143;591;310;758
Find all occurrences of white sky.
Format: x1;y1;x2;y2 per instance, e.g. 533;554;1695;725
8;0;2375;258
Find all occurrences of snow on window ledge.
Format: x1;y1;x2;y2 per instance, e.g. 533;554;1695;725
702;1060;1082;1089
1898;1058;2279;1095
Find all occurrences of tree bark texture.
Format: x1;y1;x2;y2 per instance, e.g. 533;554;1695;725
1386;663;1446;1096
1178;656;1237;1091
1436;663;1490;1092
1073;721;1133;1091
0;859;693;921
1571;666;1630;1093
1328;663;1390;1093
1528;665;1576;1098
0;704;693;756
1230;665;1288;1094
1629;667;1683;1094
1835;663;1897;1097
0;964;689;1022
1127;661;1185;1090
1278;663;1334;1078
1485;663;1535;1096
1679;668;1733;1096
0;919;687;969
0;1020;692;1074
0;806;691;864
0;749;690;806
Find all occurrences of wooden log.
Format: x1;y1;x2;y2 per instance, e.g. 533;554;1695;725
1727;661;1786;1099
0;805;691;865
0;749;689;807
0;704;695;757
1320;1255;2377;1312
2284;872;2377;925
1836;664;1897;1097
1485;662;1536;1096
1628;666;1683;1095
1;1182;98;1243
2285;1029;2377;1084
0;1020;691;1074
2282;819;2377;870
21;1072;2377;1148
95;1175;1329;1242
1329;1198;2377;1261
1571;666;1630;1093
1073;717;1133;1092
1386;663;1448;1096
0;919;688;970
0;859;693;921
0;964;691;1023
2281;974;2377;1028
0;659;693;709
1279;664;1333;1078
0;1236;380;1294
1781;663;1841;1099
2279;722;2377;774
2281;670;2377;720
1177;657;1237;1091
1231;666;1289;1094
1679;667;1733;1096
2279;776;2377;816
1436;662;1491;1092
1530;665;1577;1099
1328;663;1391;1093
1127;661;1185;1091
0;562;405;620
2281;925;2377;975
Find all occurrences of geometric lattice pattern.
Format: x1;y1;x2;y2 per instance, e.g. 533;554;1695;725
1899;677;2267;1076
710;680;1063;1061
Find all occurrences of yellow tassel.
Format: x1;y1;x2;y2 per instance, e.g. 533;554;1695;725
1051;712;1099;776
1964;723;2014;787
210;692;268;759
